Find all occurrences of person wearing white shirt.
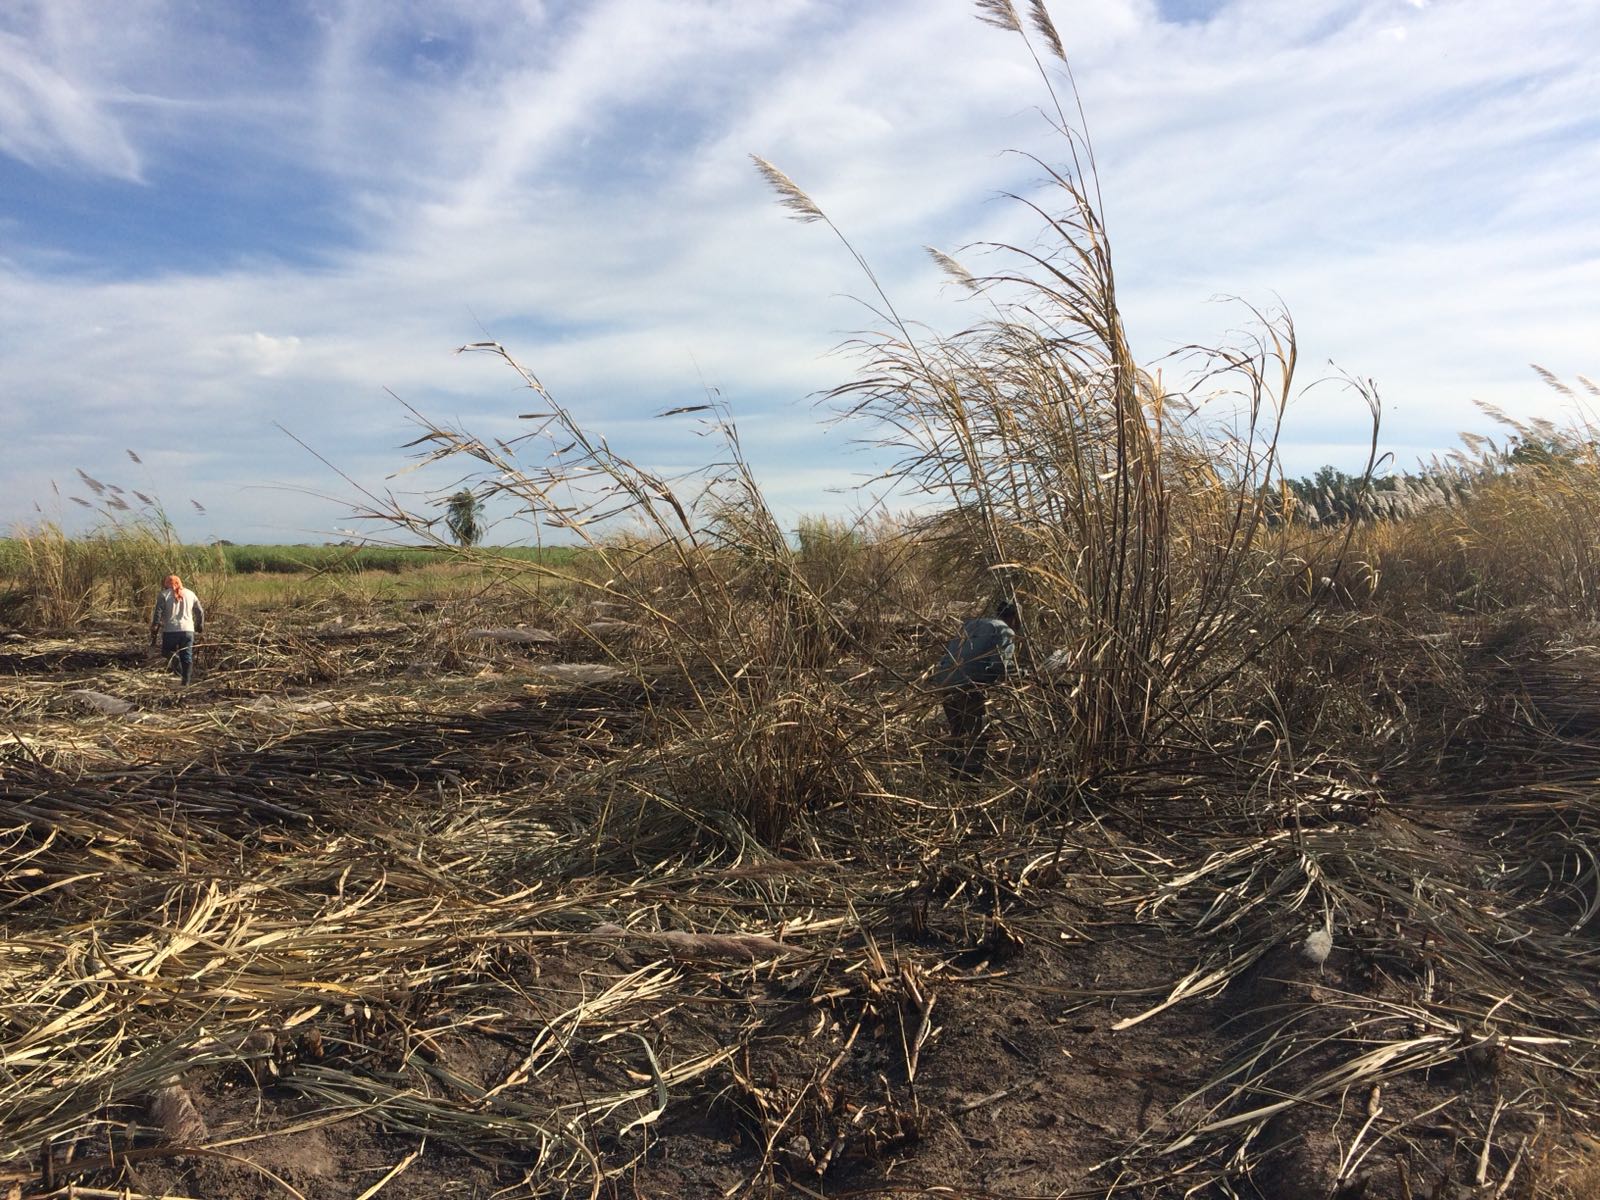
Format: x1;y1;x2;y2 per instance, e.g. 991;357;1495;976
149;573;205;685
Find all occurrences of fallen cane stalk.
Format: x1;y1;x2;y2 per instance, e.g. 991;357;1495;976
954;1087;1014;1116
352;1139;425;1200
907;992;937;1086
30;1189;208;1200
1477;1096;1506;1187
616;1034;668;1137
1333;1085;1382;1187
1493;1119;1541;1200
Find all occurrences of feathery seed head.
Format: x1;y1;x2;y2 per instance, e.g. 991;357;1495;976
974;0;1022;32
750;155;825;224
1028;0;1066;60
926;246;979;291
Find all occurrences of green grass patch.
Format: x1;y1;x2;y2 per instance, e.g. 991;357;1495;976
0;539;578;578
0;538;585;627
216;543;577;575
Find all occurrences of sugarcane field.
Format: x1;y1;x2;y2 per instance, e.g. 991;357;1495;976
5;3;1599;1198
8;492;1600;1200
11;376;1600;1200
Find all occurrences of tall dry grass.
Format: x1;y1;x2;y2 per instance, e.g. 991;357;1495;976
1311;381;1600;619
343;2;1395;849
9;500;222;631
775;13;1379;776
1;443;279;629
318;0;1600;908
367;384;915;845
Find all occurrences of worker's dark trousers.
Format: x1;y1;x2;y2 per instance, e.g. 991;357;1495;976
161;631;194;685
942;684;989;778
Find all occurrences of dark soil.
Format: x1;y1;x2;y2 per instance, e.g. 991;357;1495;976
3;615;1591;1200
0;643;150;674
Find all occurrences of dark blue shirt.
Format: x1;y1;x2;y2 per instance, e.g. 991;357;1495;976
933;617;1017;687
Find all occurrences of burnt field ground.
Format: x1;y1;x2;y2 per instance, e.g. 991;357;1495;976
6;13;1599;1193
4;600;1598;1200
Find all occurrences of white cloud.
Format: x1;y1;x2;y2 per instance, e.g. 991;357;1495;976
1;0;1597;539
0;30;141;178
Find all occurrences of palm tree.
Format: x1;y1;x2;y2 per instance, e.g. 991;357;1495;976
444;489;484;547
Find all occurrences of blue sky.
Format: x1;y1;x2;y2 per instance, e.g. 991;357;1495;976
2;0;1596;543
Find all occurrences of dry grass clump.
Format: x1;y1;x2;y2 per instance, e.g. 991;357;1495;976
9;519;219;631
622;674;903;849
354;354;941;851
5;472;222;631
0;680;935;1195
1318;386;1600;619
367;82;1378;808
1537;1140;1600;1199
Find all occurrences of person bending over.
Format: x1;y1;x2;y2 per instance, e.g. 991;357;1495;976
150;573;204;686
931;600;1018;778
